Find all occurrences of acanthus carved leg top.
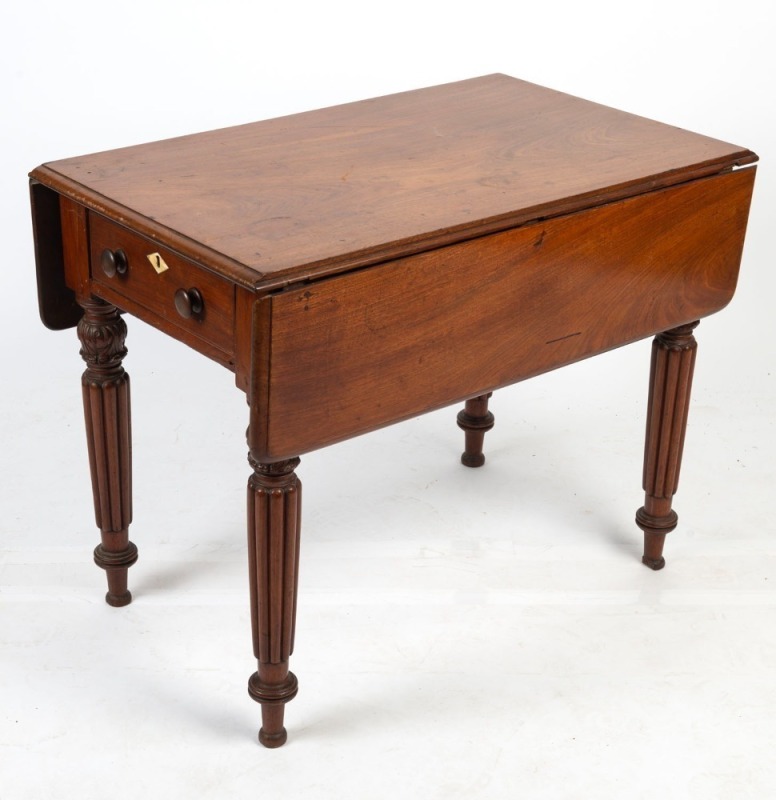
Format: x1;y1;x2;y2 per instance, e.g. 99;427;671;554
78;298;129;380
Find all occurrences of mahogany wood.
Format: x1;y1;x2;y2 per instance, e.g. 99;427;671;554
457;394;494;468
29;182;80;329
636;323;699;569
60;195;91;302
246;454;302;748
234;287;256;393
29;76;759;748
30;75;755;301
253;169;753;461
89;212;235;357
77;299;137;606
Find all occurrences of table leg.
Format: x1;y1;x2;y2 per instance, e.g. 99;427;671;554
457;392;494;467
636;322;699;570
246;454;302;748
77;298;137;606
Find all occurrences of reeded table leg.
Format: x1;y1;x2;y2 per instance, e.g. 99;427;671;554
457;392;494;467
246;453;302;748
77;299;137;606
636;322;699;570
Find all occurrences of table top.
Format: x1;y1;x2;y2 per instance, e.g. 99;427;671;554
32;74;756;290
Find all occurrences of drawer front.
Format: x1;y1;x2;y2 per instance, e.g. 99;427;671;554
89;212;234;356
250;167;756;460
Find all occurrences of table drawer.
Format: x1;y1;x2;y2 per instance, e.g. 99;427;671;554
89;212;234;355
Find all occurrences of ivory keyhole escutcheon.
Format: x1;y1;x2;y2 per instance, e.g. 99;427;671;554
147;252;169;274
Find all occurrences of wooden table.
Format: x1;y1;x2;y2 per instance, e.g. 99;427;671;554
30;75;757;747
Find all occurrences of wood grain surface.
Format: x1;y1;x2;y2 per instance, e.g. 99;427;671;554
250;168;755;460
31;75;755;291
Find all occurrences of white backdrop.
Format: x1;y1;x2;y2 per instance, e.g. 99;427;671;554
1;2;774;798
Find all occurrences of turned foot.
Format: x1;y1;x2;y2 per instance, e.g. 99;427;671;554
248;667;299;747
636;322;698;569
94;541;138;605
636;506;677;570
457;393;494;467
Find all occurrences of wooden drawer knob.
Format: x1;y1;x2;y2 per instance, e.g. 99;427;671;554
100;248;128;277
174;287;204;318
